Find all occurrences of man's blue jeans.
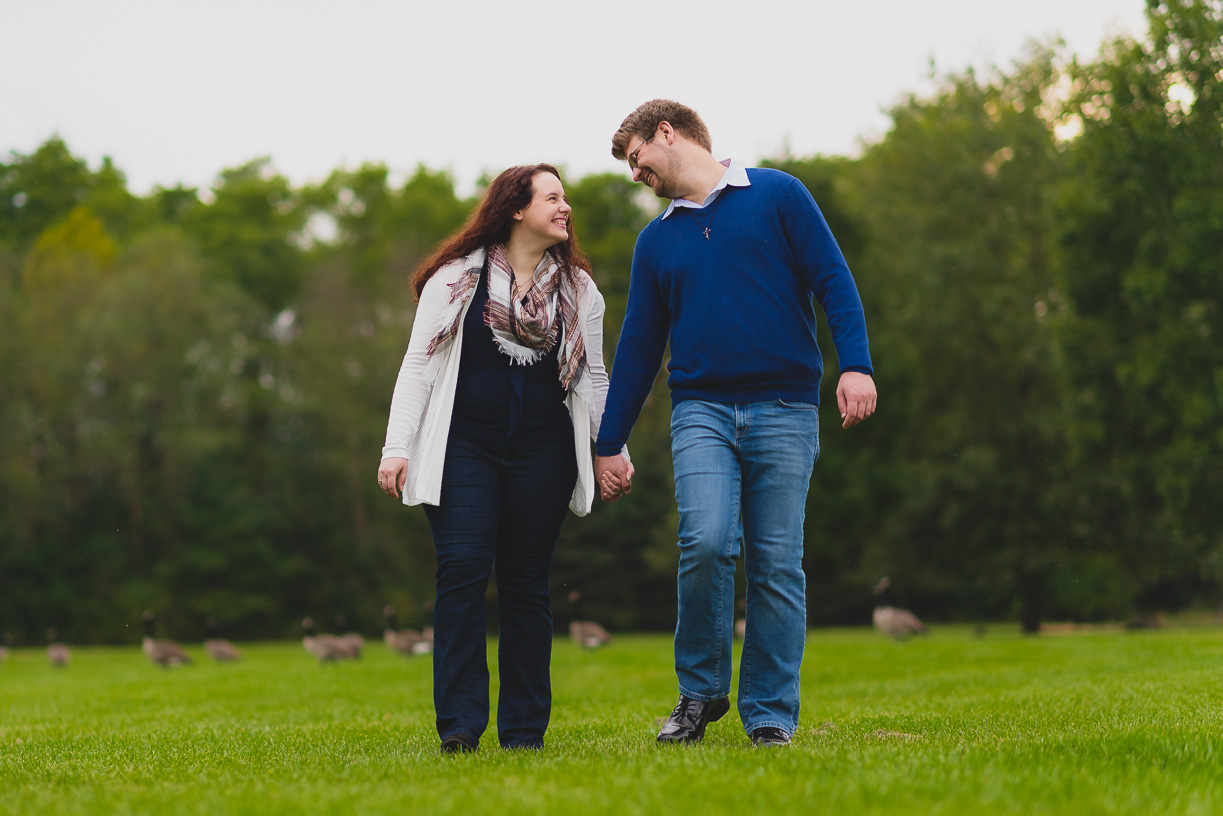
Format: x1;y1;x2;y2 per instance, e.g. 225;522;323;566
669;399;820;736
423;431;576;750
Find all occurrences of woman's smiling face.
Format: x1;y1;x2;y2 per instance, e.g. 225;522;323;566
514;171;572;247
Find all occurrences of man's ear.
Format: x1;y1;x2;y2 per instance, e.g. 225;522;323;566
659;121;675;143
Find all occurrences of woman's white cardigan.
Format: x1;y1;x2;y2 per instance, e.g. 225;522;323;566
380;248;620;516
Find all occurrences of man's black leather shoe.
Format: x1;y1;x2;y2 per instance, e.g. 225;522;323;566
440;733;478;754
750;726;791;747
656;695;731;744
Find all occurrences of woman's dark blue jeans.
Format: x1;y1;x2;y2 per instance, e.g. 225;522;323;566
423;431;577;750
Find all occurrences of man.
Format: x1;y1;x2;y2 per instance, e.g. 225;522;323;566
595;100;876;747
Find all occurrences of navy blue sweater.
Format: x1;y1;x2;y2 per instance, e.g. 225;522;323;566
595;168;872;456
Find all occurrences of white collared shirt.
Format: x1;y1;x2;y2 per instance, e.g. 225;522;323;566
661;159;752;219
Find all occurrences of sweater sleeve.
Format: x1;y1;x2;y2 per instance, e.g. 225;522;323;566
781;178;873;375
581;283;610;441
381;270;453;461
595;235;670;456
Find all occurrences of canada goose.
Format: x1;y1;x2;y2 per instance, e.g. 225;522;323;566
567;591;612;649
45;628;70;668
203;618;242;662
871;577;927;640
301;617;358;663
47;643;70;667
395;601;434;656
142;610;193;668
383;605;426;657
333;615;365;659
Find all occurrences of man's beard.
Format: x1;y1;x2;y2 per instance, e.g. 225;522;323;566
647;154;684;200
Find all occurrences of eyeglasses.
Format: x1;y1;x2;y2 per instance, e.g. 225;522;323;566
628;134;655;170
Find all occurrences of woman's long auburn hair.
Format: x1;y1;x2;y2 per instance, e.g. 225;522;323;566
411;164;591;301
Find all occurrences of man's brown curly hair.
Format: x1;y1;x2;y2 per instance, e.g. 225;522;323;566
610;99;713;160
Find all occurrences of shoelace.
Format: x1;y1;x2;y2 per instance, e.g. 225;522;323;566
669;697;701;725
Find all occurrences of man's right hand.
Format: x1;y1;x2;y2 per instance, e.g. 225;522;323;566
595;453;634;503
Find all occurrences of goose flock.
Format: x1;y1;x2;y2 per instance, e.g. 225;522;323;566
0;595;617;668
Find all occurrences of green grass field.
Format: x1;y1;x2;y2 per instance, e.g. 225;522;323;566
2;626;1222;815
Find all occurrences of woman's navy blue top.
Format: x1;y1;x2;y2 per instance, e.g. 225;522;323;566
450;267;572;447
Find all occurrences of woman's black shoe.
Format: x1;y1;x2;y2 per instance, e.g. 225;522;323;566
656;695;731;744
440;733;478;754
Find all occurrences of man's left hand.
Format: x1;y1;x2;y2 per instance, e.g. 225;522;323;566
595;453;634;502
837;371;877;429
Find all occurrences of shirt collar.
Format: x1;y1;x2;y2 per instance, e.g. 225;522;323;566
661;159;751;219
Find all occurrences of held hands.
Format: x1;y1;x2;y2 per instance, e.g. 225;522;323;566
377;457;409;499
595;453;634;503
837;371;878;429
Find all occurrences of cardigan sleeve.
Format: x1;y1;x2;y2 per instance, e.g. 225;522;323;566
381;269;453;461
574;275;629;459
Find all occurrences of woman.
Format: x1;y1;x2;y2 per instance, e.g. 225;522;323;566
377;164;629;753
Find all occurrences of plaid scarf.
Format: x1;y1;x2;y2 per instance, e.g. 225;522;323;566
426;246;588;392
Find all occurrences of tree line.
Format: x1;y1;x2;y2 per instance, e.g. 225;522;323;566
1;0;1219;643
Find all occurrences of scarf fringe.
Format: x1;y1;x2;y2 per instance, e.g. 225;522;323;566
492;335;546;366
425;253;483;359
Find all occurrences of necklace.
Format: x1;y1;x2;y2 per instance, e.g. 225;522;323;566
682;193;724;240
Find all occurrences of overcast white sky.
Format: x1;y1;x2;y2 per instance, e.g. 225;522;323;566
3;0;1148;196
